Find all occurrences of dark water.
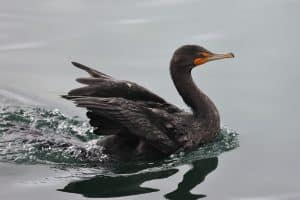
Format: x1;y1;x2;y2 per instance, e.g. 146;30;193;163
1;0;300;199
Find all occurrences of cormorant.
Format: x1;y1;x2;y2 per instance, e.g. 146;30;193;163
63;45;234;159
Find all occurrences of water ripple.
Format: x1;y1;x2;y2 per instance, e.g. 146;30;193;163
0;106;239;171
0;41;45;51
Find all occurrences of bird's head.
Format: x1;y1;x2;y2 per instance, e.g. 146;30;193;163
170;45;234;71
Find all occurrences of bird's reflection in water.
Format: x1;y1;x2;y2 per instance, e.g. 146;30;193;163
164;157;218;200
58;168;178;197
58;157;218;199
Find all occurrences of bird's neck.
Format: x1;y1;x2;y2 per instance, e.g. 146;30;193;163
170;65;220;121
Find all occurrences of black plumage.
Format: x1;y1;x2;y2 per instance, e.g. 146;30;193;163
63;45;234;159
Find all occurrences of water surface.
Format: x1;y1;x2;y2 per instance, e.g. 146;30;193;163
1;0;300;199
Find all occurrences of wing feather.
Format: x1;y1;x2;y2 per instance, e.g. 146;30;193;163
66;62;167;103
72;97;178;154
71;62;111;79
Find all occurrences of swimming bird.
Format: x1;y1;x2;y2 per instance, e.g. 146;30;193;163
63;45;234;159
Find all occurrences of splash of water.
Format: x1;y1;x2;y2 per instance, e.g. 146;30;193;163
0;106;107;165
0;106;239;169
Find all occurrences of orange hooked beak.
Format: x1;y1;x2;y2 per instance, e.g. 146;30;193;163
193;52;234;66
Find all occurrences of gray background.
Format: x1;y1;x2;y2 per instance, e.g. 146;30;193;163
0;0;299;199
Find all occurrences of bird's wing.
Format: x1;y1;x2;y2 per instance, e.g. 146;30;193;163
63;62;168;104
63;61;182;146
72;97;178;154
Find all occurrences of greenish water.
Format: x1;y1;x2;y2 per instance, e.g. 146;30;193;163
1;0;300;199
